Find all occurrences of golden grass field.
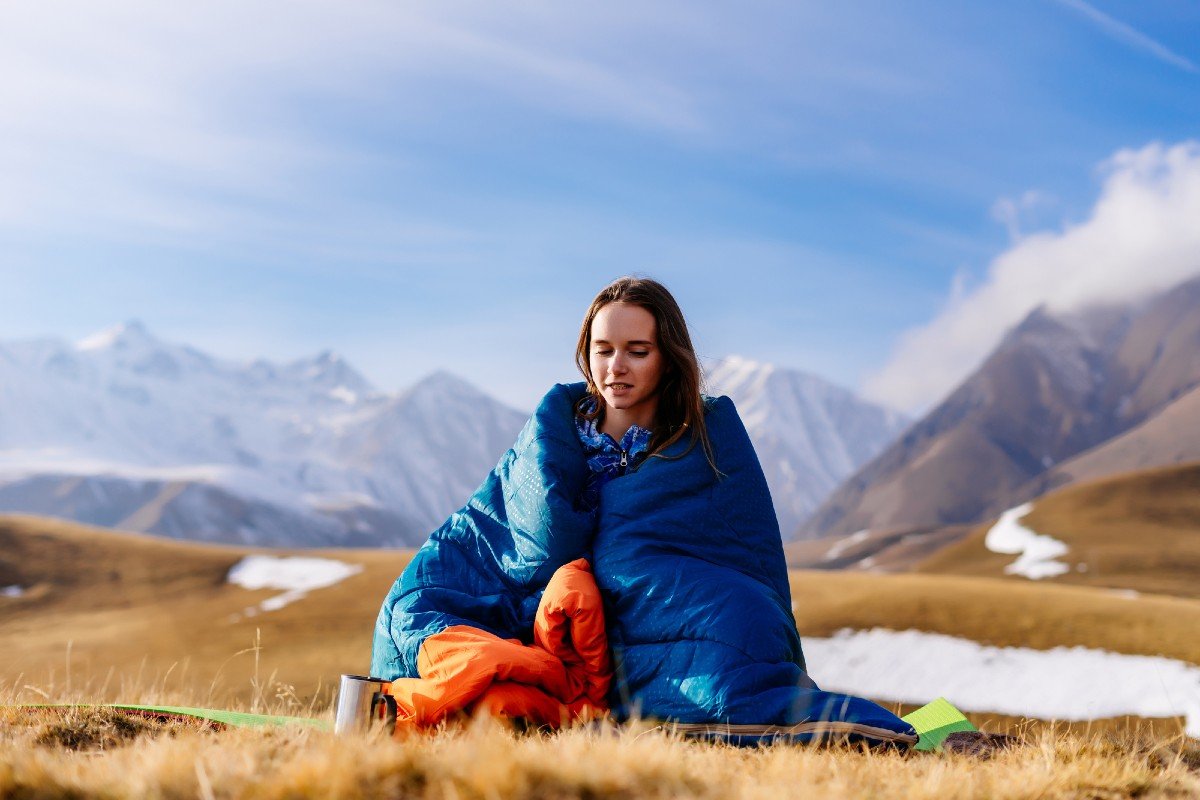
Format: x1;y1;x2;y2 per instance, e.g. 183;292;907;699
3;478;1200;798
3;696;1199;799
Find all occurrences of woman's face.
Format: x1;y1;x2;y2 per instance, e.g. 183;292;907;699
589;302;666;421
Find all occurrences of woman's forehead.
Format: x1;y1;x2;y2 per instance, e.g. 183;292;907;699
591;302;657;341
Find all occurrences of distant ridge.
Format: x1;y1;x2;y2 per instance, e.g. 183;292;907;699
0;325;903;547
0;323;528;547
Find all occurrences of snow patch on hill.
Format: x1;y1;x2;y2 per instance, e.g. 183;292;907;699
984;503;1070;579
824;529;870;561
806;628;1200;738
227;555;363;615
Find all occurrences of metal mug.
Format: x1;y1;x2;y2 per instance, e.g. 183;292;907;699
334;674;397;735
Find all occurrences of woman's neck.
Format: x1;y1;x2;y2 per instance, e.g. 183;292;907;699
599;403;656;442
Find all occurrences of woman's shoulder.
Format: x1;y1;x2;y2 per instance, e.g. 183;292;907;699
702;393;734;418
533;381;589;412
507;382;590;455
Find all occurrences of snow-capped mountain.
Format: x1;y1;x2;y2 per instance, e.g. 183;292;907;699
0;323;910;546
705;356;910;538
0;321;528;547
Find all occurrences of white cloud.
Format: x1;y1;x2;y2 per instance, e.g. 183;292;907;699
865;140;1200;413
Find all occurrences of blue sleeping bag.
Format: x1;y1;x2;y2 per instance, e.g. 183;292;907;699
372;381;917;747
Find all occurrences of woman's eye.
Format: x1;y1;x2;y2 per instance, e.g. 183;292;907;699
593;348;649;357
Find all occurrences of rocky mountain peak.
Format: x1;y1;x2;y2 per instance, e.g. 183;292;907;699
284;349;374;396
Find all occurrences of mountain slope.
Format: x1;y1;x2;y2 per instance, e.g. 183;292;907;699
1030;384;1200;495
808;276;1200;536
1024;277;1200;495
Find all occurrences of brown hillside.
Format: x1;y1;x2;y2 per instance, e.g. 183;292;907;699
784;524;974;572
0;515;411;707
917;462;1200;599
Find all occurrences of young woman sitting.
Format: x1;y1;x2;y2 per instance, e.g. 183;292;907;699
371;276;917;747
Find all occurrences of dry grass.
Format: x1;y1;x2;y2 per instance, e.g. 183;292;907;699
2;688;1199;800
0;513;411;709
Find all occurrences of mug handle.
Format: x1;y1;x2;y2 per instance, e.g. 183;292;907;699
371;691;397;731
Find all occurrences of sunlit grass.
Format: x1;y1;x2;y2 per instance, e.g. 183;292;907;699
2;677;1199;800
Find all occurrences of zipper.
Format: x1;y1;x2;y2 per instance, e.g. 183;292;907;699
619;449;628;468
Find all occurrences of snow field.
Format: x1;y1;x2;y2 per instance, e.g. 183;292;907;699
806;628;1200;738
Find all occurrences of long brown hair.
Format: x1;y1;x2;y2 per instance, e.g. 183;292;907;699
574;276;720;475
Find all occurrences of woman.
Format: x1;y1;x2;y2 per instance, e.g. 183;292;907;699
372;277;917;746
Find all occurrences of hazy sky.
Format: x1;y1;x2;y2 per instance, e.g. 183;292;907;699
2;1;1198;412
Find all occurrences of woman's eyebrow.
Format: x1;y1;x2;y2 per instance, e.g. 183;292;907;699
593;339;655;346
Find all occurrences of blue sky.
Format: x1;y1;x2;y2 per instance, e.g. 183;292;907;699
2;1;1198;411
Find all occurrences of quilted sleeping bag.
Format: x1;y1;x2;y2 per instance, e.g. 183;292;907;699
371;381;917;746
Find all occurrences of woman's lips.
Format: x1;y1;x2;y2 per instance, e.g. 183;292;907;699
608;383;632;396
